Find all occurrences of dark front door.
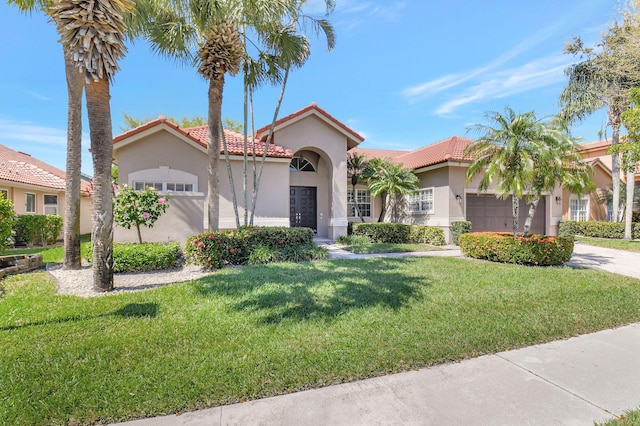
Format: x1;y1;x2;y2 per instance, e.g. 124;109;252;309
290;186;317;231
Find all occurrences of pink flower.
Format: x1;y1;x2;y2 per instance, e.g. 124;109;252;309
229;248;235;253
158;198;165;205
142;212;151;219
198;242;205;248
209;234;215;240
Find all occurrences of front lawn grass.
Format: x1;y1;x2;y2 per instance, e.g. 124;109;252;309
576;236;640;252
344;242;444;254
1;234;92;264
2;257;640;425
599;409;640;425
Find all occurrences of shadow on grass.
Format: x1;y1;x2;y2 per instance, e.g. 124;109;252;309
0;302;158;331
193;258;429;324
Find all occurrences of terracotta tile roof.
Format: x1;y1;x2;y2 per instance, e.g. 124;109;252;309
255;103;365;144
350;147;410;161
351;136;473;170
0;144;91;194
114;117;293;158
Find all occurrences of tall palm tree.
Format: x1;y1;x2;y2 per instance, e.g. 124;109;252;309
367;158;419;223
347;152;369;222
9;0;85;270
52;0;130;291
465;107;545;237
142;0;329;231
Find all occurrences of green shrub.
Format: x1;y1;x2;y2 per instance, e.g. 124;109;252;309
14;215;63;247
336;234;371;245
559;220;640;239
459;232;574;266
409;225;446;246
248;245;281;265
351;223;445;245
0;198;15;251
451;221;472;245
86;242;181;272
185;227;316;269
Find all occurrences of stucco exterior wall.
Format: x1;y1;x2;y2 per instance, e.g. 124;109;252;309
272;114;350;239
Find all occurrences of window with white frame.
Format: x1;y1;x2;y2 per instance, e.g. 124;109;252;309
25;193;36;213
409;188;434;213
44;194;58;215
347;189;371;217
570;196;589;221
132;181;194;192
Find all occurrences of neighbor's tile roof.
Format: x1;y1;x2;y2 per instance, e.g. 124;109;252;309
579;139;611;152
351;136;473;170
0;144;91;194
114;117;293;158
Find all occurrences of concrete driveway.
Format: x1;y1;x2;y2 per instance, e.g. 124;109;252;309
568;241;640;279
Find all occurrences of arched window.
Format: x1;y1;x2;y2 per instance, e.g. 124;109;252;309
290;156;316;172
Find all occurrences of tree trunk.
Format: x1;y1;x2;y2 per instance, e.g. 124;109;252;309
512;195;519;236
625;170;635;239
207;77;224;231
86;78;114;292
220;122;240;228
351;181;363;223
611;121;622;222
522;196;540;237
377;191;388;222
62;49;84;270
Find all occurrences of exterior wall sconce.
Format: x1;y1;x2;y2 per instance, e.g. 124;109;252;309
555;196;562;205
455;194;462;204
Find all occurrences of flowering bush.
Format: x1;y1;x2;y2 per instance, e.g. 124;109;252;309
184;226;318;269
113;184;169;243
459;232;574;266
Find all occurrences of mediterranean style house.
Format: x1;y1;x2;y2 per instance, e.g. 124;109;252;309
112;103;631;244
0;144;92;235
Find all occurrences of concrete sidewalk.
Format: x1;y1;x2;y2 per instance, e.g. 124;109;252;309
114;323;640;426
113;243;640;426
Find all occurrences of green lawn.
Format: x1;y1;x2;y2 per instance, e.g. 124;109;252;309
343;242;444;254
2;235;92;264
576;236;640;252
599;409;640;425
2;257;640;425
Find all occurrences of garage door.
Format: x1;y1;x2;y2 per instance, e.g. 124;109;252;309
466;194;546;235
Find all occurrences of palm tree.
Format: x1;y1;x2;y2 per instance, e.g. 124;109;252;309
465;108;546;237
367;158;419;223
8;0;84;270
142;0;330;231
521;121;595;236
347;152;369;222
560;15;640;223
52;0;130;291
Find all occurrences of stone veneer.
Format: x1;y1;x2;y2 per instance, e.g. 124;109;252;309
0;254;43;279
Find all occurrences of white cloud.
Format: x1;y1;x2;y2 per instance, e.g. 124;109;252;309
434;55;570;115
0;120;67;146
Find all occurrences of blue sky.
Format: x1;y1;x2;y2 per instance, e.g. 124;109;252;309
0;0;621;175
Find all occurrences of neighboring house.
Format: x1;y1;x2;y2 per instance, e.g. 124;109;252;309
0;144;92;235
567;139;640;222
112;103;363;243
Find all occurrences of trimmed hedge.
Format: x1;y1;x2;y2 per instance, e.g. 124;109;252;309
14;215;63;247
351;223;445;246
459;232;574;266
185;226;320;269
451;221;472;245
559;220;640;239
86;242;182;273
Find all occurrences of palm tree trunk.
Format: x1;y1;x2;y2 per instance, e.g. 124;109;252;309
377;191;388;222
522;196;540;237
62;49;84;270
86;78;114;292
611;120;622;222
625;170;635;239
512;195;519;237
351;182;362;223
207;77;224;231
